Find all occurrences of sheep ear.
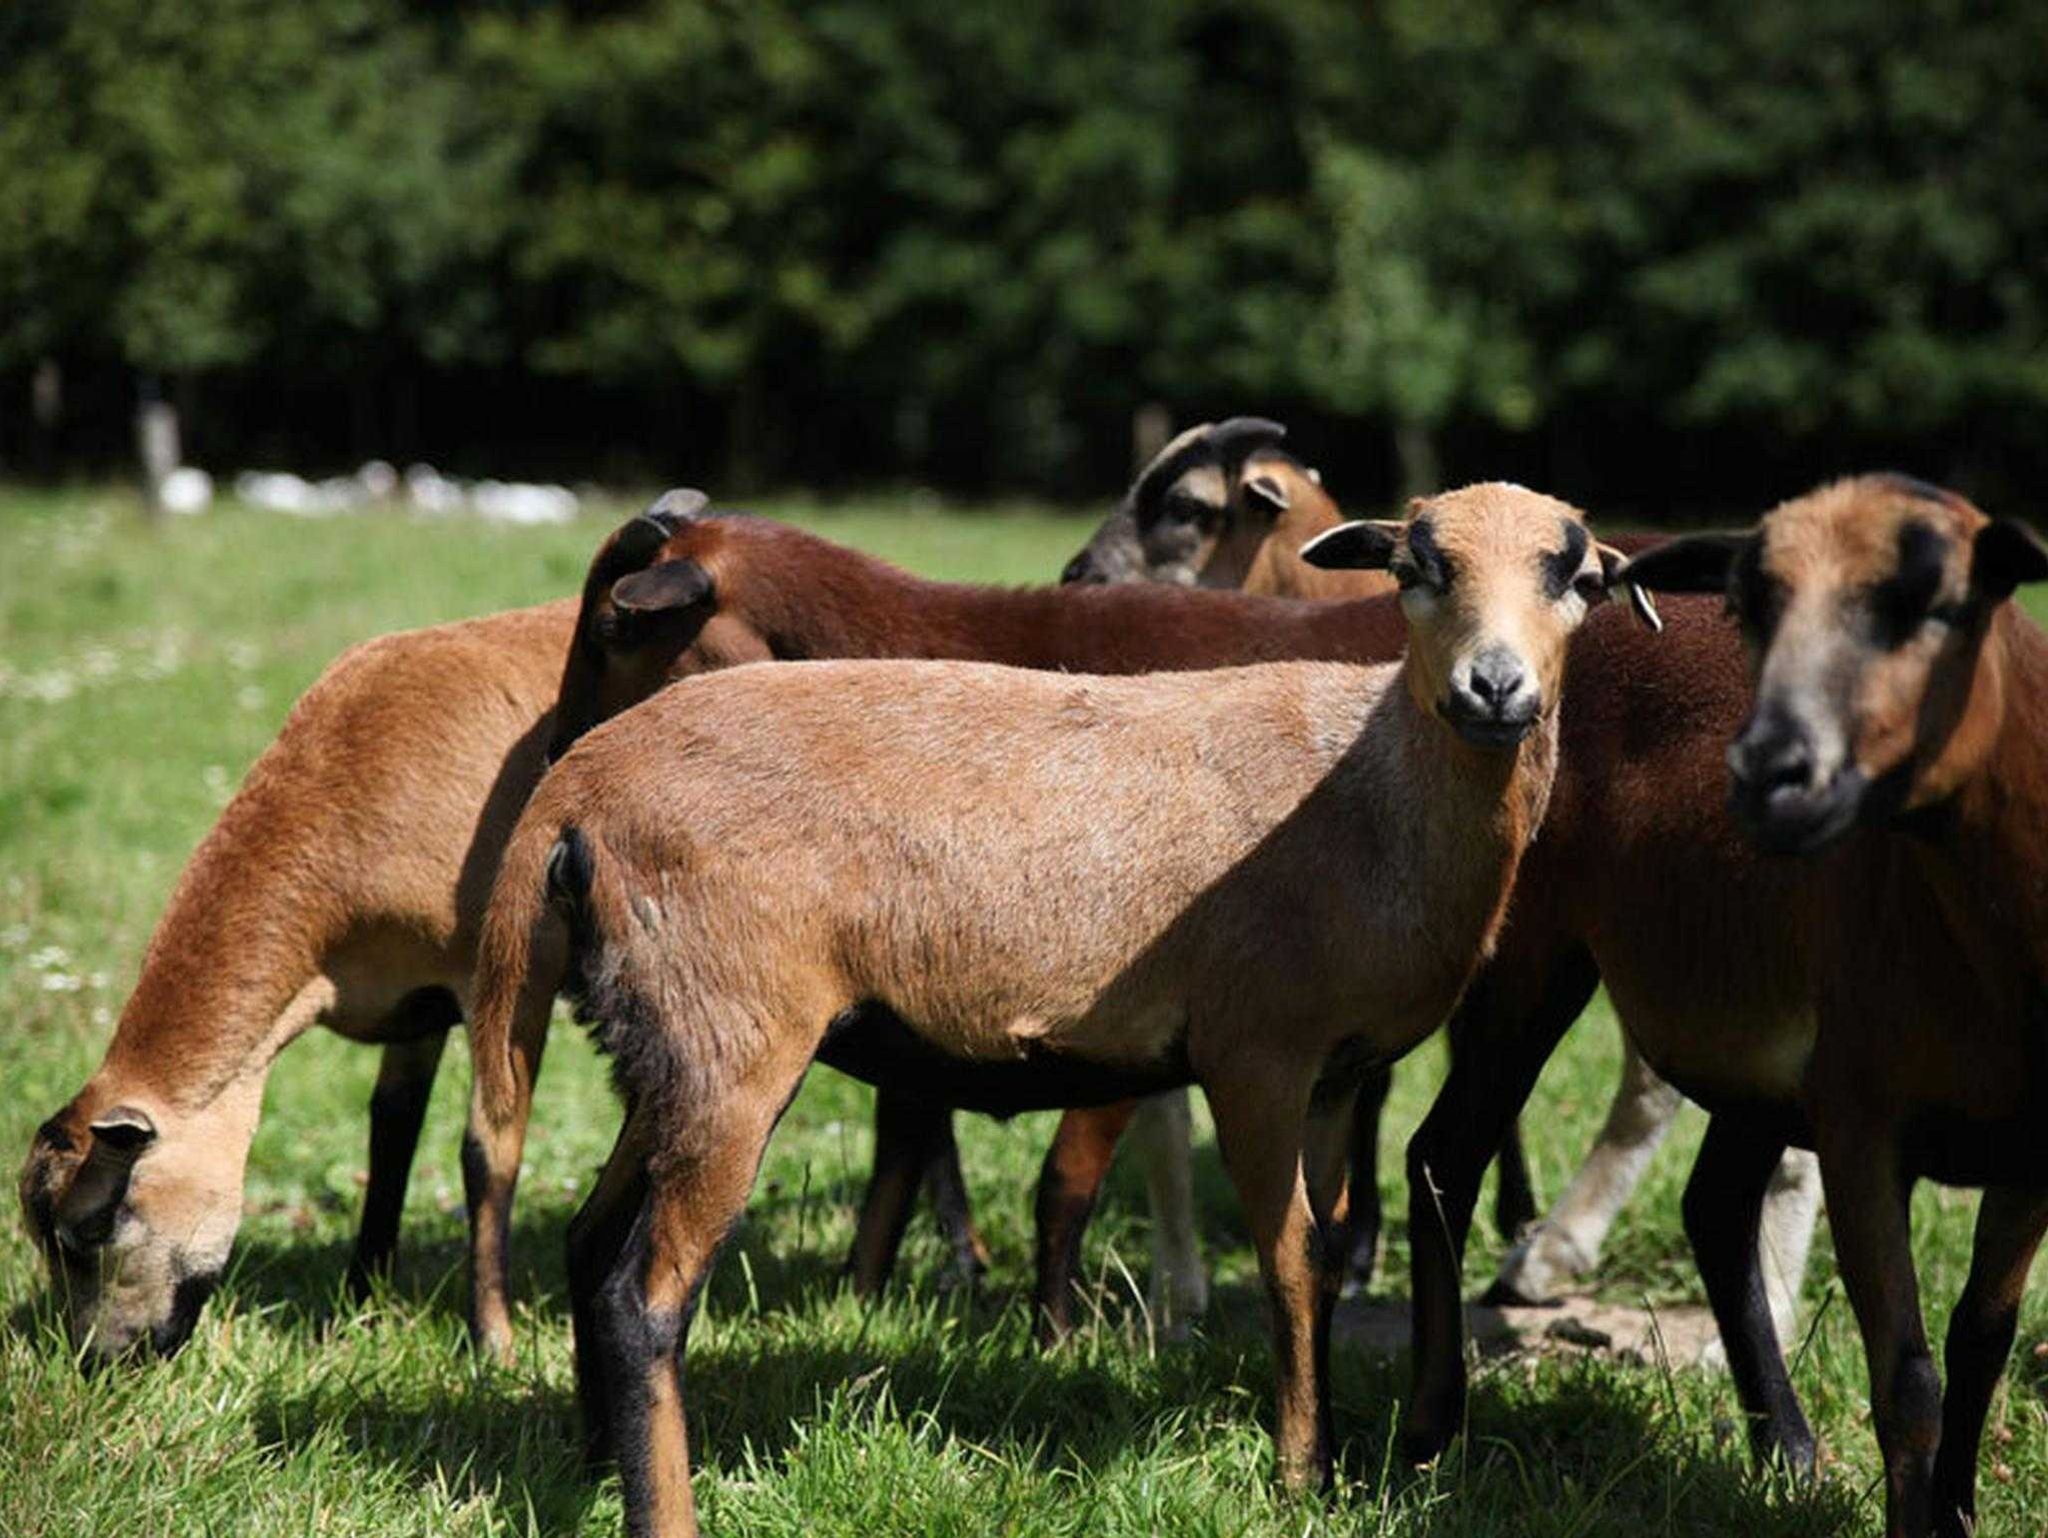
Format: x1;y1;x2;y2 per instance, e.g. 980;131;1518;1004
1301;519;1403;571
1617;531;1750;595
1595;541;1663;632
54;1108;156;1245
1971;519;2048;601
1242;471;1289;516
611;558;714;617
1206;417;1287;466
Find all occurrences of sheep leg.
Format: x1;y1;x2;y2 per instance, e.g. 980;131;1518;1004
347;1005;456;1297
1206;1067;1331;1488
1404;944;1598;1464
1490;1034;1683;1305
1488;1116;1537;1242
1679;1114;1815;1473
582;1044;816;1538
566;1114;653;1470
1749;1148;1823;1364
1931;1184;2048;1538
1032;1099;1140;1345
463;968;556;1360
1818;1117;1936;1538
1132;1090;1207;1336
844;1088;974;1296
919;1113;990;1290
1339;1067;1390;1293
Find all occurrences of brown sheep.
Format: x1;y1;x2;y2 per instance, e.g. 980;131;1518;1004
18;597;577;1362
1058;431;1823;1355
465;485;1645;1534
1622;476;2048;1538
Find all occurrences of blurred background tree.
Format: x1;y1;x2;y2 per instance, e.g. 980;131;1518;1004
2;0;2042;515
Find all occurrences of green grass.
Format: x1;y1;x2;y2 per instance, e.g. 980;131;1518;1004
2;487;2045;1536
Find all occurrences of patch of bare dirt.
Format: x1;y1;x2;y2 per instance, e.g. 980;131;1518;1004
1335;1290;1726;1368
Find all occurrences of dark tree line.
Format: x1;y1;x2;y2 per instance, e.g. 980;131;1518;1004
3;0;2044;514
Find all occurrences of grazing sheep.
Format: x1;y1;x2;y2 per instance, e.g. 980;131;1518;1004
1623;476;2048;1538
466;485;1645;1534
18;599;579;1363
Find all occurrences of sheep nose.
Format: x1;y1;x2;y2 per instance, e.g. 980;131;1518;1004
1466;649;1528;711
1059;552;1099;585
1729;717;1815;802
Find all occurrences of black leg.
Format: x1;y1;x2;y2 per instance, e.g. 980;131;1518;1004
1404;943;1598;1463
347;994;458;1297
1681;1113;1816;1473
919;1111;988;1289
1341;1066;1390;1291
1931;1185;2048;1537
1489;1117;1537;1241
566;1127;653;1470
845;1087;955;1295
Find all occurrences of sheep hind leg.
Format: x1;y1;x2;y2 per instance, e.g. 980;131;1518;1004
919;1113;990;1291
348;1011;455;1297
1133;1090;1207;1337
844;1088;974;1297
1489;1033;1682;1306
1032;1099;1141;1346
578;1037;819;1538
1338;1068;1389;1295
1205;1065;1331;1489
1930;1184;2048;1538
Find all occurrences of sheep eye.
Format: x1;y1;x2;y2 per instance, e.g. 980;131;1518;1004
1571;571;1604;605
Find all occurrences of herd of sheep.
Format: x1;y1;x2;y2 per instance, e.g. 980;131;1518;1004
20;419;2048;1538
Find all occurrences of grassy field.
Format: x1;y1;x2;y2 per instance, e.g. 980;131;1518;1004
2;487;2044;1536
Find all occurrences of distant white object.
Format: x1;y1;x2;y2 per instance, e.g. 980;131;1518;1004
236;471;322;515
471;479;580;525
404;463;467;515
158;467;214;515
232;461;583;524
356;460;399;501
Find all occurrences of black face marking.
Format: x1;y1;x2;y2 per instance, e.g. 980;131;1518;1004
1131;436;1221;524
1541;520;1588;601
1158;486;1217;529
1870;520;1949;648
1400;518;1452;591
1730;536;1782;638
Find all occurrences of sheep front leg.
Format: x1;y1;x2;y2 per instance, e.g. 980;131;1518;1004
1205;1068;1331;1489
1818;1116;1937;1538
1679;1114;1814;1473
1931;1184;2048;1538
1406;945;1597;1463
349;1021;454;1296
1032;1100;1140;1344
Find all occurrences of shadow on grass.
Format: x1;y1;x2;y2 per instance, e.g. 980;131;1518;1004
245;1249;1866;1538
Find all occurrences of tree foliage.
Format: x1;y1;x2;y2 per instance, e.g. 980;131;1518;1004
2;0;2043;505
